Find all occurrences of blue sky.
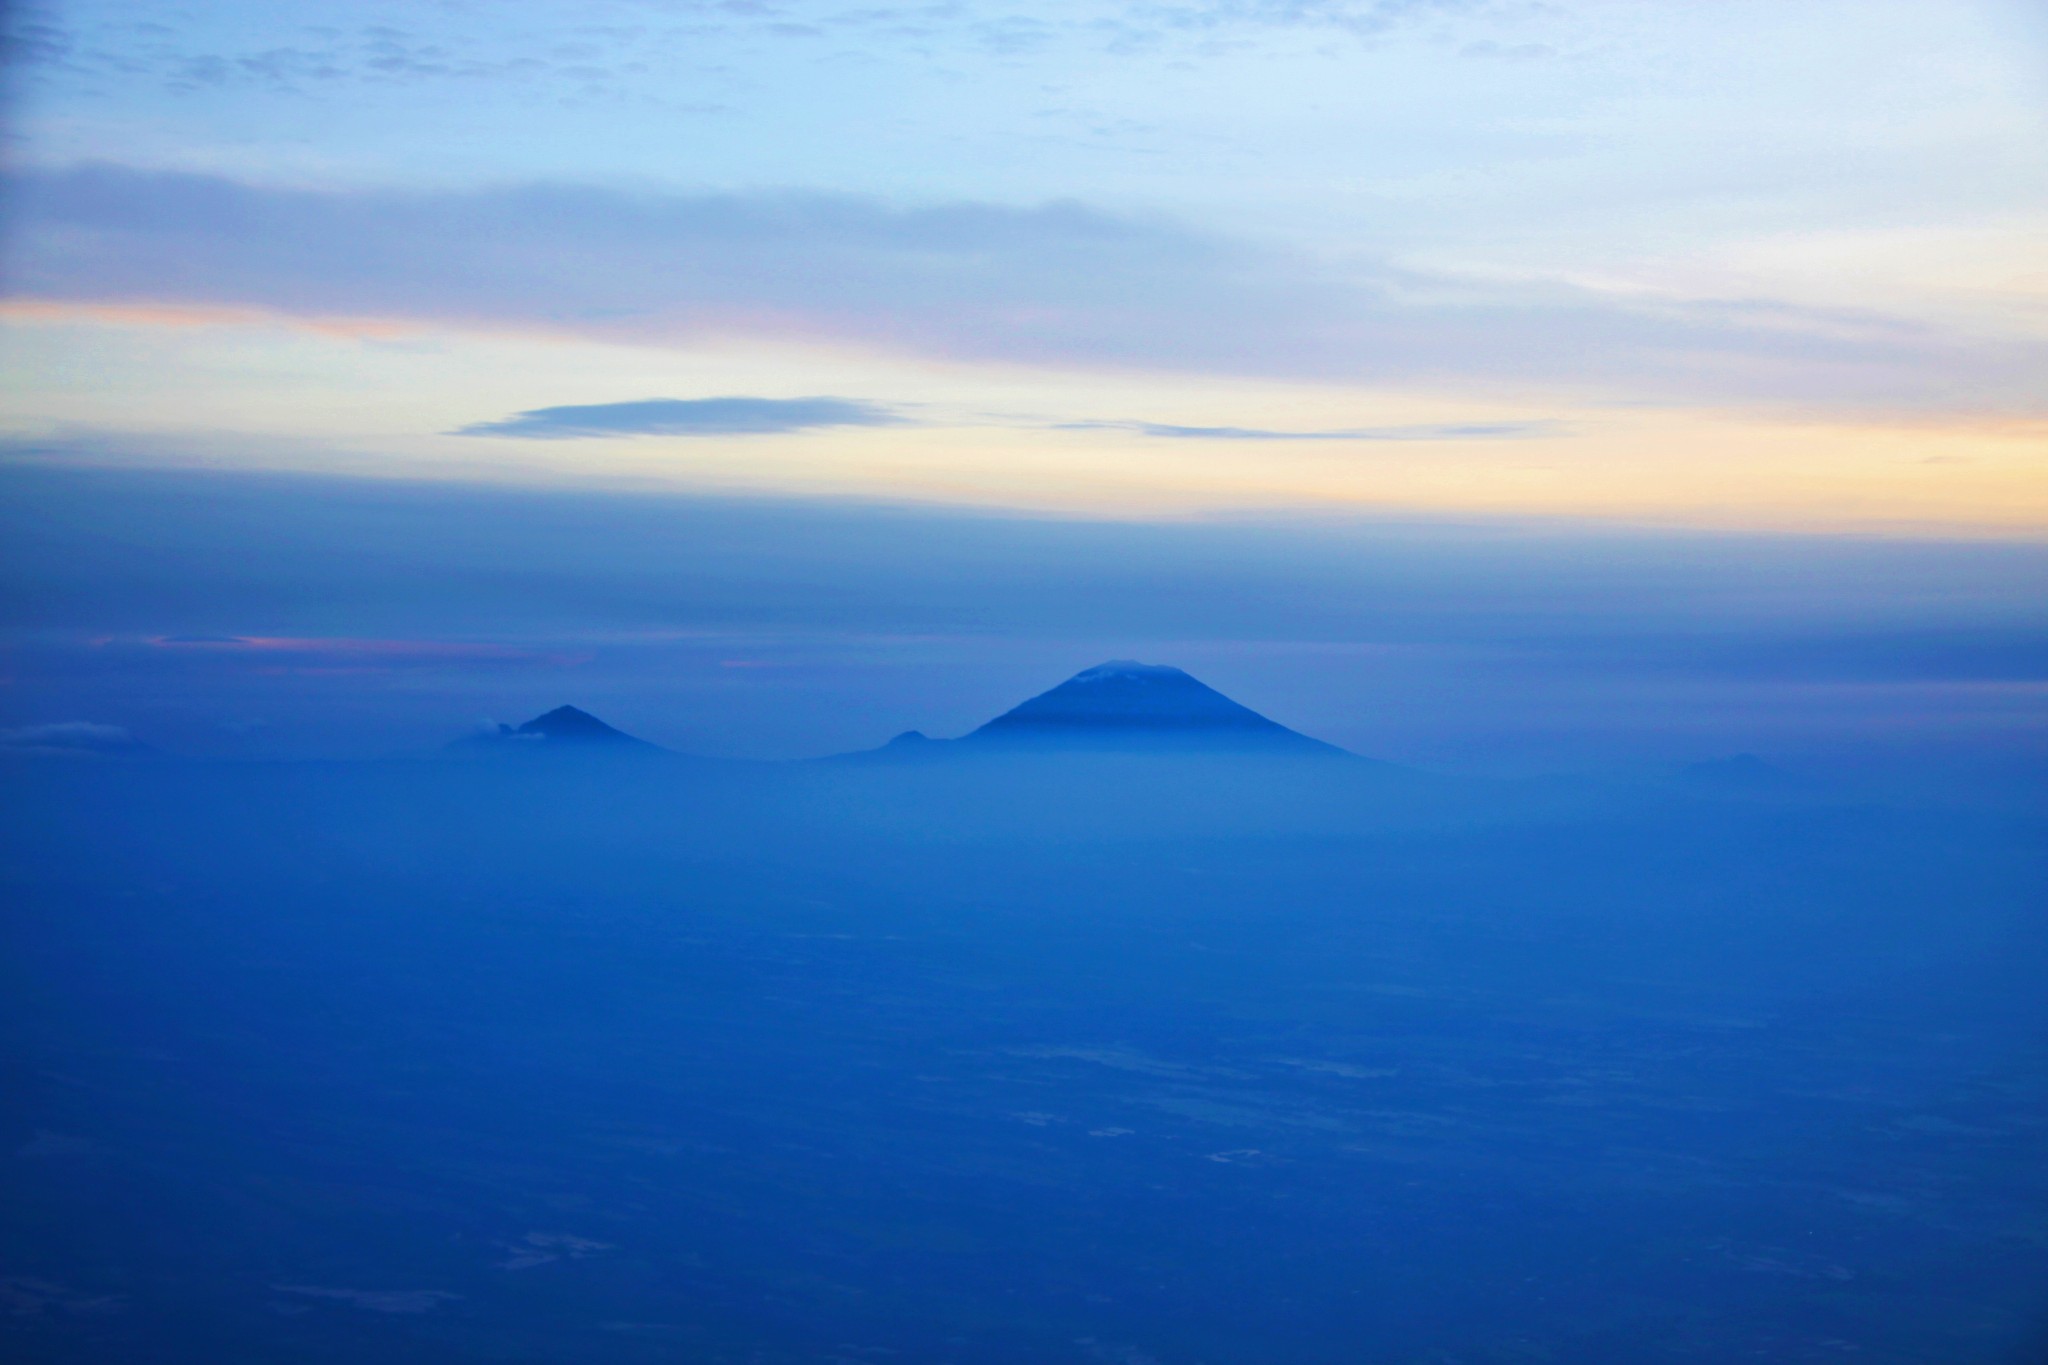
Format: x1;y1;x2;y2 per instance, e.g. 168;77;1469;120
1;1;2044;759
5;0;2043;520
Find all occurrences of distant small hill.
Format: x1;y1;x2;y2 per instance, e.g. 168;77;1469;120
841;661;1351;760
448;705;662;755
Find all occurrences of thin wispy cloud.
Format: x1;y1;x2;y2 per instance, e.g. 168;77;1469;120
449;403;1539;442
145;635;550;661
454;397;905;440
0;720;148;757
8;0;1492;102
1060;420;1561;441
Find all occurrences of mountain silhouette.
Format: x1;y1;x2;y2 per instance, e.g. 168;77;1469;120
512;705;645;744
458;669;1348;764
449;705;661;754
965;661;1345;754
840;662;1349;760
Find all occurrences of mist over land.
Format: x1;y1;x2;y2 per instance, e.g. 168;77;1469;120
4;650;2046;1363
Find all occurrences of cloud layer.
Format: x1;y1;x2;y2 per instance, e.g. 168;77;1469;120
1064;420;1559;441
0;720;148;758
6;164;2040;413
3;461;2042;764
455;397;904;439
8;0;1494;102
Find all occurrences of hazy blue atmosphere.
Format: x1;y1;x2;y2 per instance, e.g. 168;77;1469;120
5;675;2046;1363
4;1;2046;1361
5;461;2044;773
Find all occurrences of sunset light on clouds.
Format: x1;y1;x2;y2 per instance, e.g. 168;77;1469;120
3;0;2044;531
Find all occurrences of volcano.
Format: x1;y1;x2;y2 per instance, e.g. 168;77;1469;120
864;661;1348;758
449;705;660;754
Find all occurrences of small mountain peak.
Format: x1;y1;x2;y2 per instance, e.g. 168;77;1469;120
450;704;657;754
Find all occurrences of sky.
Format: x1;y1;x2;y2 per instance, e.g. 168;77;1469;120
1;1;2045;763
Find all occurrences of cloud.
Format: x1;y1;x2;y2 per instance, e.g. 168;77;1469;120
1136;0;1472;38
144;635;575;664
0;721;149;757
1459;39;1556;60
3;164;2040;412
7;1;1492;103
2;462;2042;764
451;401;1525;441
1061;420;1559;441
8;14;630;100
9;459;2044;651
454;397;904;439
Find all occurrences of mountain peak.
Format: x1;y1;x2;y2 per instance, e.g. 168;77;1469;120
448;703;658;755
1070;660;1190;683
511;705;637;743
964;661;1344;755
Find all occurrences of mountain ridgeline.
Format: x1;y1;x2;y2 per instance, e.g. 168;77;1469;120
459;662;1354;761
